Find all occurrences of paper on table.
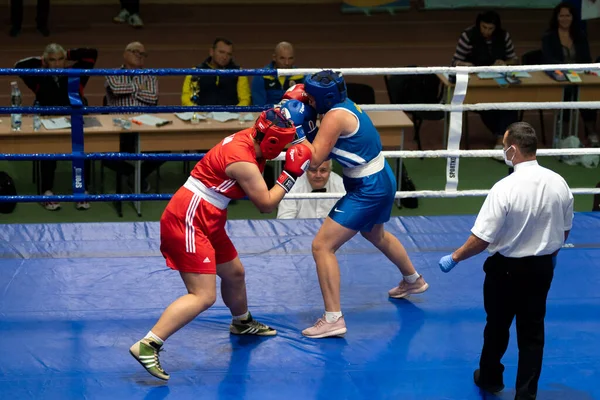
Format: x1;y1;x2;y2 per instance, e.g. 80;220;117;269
130;114;170;126
241;113;255;121
208;112;240;122
477;72;503;79
41;117;71;130
175;112;207;121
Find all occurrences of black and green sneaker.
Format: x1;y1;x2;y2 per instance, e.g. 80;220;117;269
129;338;170;380
230;312;277;336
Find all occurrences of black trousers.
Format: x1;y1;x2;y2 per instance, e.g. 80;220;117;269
10;0;49;29
477;110;520;136
120;0;140;14
479;252;554;400
40;160;91;194
101;133;164;184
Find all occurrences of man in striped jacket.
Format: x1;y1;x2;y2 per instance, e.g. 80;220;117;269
104;42;161;192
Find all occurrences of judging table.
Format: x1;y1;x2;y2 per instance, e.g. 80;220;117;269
437;70;600;147
0;111;413;216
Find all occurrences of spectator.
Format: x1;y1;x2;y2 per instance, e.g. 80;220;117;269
542;2;598;147
113;0;143;28
251;41;305;106
10;0;49;37
451;11;519;152
104;42;161;192
277;160;345;219
181;38;251;107
15;43;98;211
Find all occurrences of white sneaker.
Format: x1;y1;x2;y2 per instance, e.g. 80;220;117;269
113;9;130;23
42;190;60;211
76;191;90;211
128;14;144;28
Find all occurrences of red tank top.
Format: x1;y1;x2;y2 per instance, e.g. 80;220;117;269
191;128;266;200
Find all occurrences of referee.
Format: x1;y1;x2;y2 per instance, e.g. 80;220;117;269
438;122;574;400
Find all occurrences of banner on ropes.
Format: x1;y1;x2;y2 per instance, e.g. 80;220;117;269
445;72;469;192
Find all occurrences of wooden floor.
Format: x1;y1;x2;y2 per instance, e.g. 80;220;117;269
1;3;598;149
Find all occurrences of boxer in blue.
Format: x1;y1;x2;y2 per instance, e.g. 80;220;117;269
285;71;429;338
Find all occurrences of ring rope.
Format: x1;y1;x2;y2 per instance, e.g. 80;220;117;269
3;101;600;117
1;64;599;206
3;63;599;77
0;148;598;161
2;187;599;204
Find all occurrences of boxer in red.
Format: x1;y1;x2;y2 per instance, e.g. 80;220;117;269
130;108;312;380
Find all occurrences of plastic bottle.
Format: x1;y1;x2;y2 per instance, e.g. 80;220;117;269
32;101;42;131
10;81;22;131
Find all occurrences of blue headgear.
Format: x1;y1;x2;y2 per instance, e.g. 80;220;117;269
304;70;347;114
280;99;318;144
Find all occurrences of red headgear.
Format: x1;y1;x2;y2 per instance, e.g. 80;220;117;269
282;84;310;104
252;108;296;160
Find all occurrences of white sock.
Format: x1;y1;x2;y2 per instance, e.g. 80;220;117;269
403;272;420;284
144;330;164;345
325;311;343;323
232;311;250;322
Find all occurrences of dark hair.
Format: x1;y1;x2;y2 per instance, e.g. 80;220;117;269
212;37;233;49
476;11;503;38
506;122;537;156
549;2;581;39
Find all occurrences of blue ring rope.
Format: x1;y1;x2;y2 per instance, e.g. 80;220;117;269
1;68;279;77
0;67;300;205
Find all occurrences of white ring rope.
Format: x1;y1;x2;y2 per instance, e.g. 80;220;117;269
273;148;600;161
276;63;600;201
280;187;600;200
278;63;600;76
358;102;600;112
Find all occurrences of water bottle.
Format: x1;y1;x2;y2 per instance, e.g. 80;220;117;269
10;81;22;131
32;101;42;131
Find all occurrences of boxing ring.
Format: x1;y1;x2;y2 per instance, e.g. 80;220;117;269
1;65;600;400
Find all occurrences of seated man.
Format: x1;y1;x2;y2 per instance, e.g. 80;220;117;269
251;41;305;106
104;41;161;192
181;37;250;107
277;159;345;219
15;43;98;211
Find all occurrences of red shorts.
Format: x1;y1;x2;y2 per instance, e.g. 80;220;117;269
160;186;237;274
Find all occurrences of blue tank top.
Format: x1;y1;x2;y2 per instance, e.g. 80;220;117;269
327;99;382;168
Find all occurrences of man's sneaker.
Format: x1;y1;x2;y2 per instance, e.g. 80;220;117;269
302;315;347;339
129;338;169;380
113;9;130;23
128;14;144;28
388;275;429;299
230;312;277;336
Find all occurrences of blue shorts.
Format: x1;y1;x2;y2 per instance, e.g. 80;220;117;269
328;163;396;232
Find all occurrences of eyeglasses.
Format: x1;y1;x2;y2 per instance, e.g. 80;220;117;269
127;49;148;58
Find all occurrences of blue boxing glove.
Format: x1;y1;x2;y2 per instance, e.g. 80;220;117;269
280;99;318;144
439;254;458;273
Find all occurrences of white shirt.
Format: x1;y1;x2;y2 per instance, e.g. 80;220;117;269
277;172;345;219
471;160;574;258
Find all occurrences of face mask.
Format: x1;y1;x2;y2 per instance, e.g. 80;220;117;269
503;145;515;167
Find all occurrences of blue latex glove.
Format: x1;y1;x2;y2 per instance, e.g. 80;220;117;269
439;254;458;273
552;255;557;269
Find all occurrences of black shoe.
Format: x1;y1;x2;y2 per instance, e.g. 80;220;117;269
37;25;50;37
474;369;504;394
9;26;21;37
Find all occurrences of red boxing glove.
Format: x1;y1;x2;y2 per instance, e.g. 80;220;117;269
282;84;310;104
276;143;312;193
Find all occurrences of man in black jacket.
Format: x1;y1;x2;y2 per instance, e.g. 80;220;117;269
15;44;98;211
